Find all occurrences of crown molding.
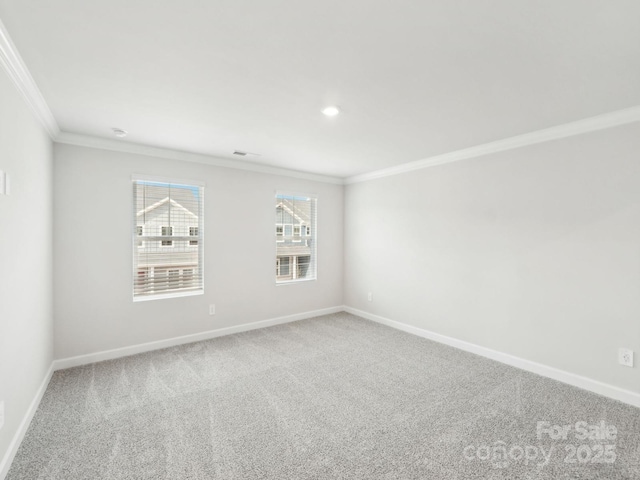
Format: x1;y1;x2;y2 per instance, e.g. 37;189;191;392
3;7;638;184
0;17;59;138
345;105;640;184
55;132;345;185
56;103;640;187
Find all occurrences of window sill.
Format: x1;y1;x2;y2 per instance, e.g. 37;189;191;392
276;278;316;286
133;289;204;302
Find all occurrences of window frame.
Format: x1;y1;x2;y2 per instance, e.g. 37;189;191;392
275;191;317;285
132;174;205;302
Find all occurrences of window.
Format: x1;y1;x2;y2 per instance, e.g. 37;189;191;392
133;175;204;300
154;268;169;291
182;268;194;287
279;256;290;276
189;227;199;246
275;193;317;283
161;226;173;246
136;226;143;247
168;269;180;289
137;269;148;285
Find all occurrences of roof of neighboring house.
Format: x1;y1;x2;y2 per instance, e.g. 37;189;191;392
276;197;311;225
137;197;197;219
136;183;200;219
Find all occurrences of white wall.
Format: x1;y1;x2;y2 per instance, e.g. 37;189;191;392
0;71;53;467
344;122;640;393
53;144;344;359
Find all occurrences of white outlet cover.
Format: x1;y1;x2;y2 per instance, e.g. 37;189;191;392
618;348;634;367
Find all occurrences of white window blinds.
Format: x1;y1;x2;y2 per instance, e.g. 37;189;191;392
133;176;204;300
275;192;317;283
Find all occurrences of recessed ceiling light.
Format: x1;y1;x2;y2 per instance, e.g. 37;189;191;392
322;106;340;117
112;128;128;137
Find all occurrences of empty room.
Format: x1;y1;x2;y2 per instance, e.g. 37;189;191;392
1;1;639;478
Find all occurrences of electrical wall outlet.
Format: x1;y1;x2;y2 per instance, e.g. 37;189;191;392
0;401;5;430
618;348;634;367
367;292;372;302
209;304;215;315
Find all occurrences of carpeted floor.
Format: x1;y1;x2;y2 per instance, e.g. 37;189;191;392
6;312;640;479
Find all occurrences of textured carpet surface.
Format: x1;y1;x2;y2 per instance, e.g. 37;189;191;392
7;312;640;479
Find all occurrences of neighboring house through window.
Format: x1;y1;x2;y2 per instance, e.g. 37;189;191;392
133;175;205;300
275;192;317;283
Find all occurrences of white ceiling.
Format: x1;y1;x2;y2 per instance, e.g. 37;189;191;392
1;0;639;178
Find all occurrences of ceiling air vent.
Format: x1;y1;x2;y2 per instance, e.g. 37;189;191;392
233;151;261;157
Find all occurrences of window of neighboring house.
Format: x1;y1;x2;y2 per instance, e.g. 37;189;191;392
133;176;204;301
275;192;317;284
136;226;144;247
168;269;180;289
161;226;173;246
154;268;169;291
135;269;149;294
278;256;290;276
189;227;199;246
297;256;310;278
183;268;194;287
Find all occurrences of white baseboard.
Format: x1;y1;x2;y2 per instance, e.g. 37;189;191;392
0;364;54;480
53;306;343;371
344;306;640;409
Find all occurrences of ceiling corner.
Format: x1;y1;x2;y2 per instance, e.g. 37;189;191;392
0;16;59;138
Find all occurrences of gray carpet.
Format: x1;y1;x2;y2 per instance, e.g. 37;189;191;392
6;312;640;479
